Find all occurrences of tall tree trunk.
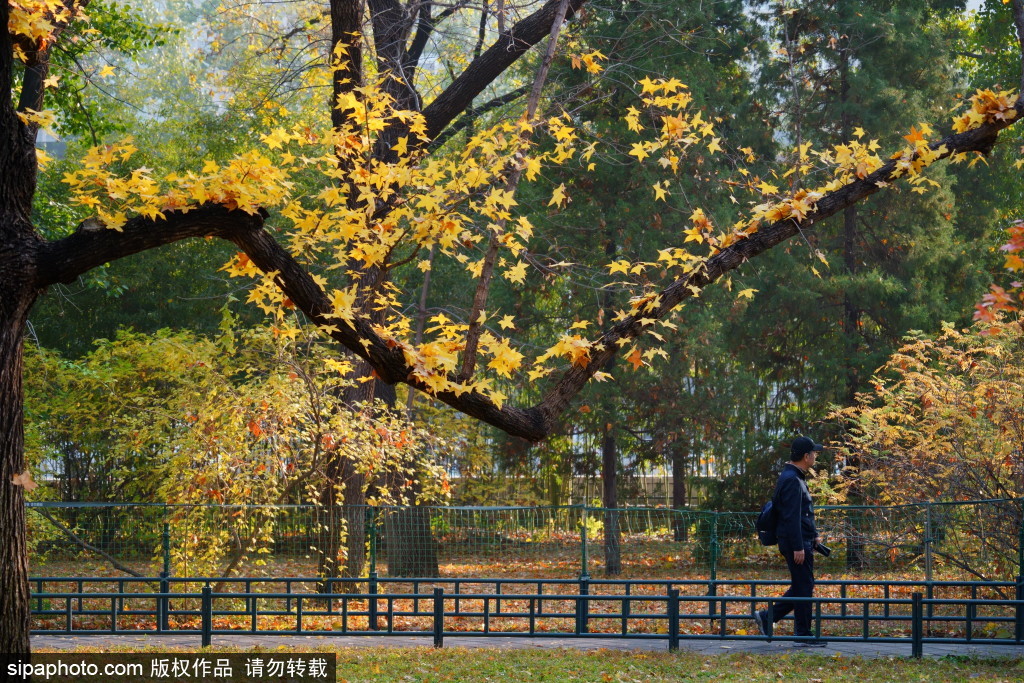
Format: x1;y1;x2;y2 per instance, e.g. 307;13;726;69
671;439;688;542
2;5;41;643
838;35;868;570
384;505;438;577
601;419;622;576
0;274;35;655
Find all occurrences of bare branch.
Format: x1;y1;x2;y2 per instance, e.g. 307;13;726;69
34;507;142;577
227;223;549;439
459;0;571;382
427;85;529;151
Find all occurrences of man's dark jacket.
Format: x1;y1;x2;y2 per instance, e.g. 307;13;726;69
773;463;817;551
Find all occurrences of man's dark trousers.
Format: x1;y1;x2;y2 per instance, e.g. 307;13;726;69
772;544;815;636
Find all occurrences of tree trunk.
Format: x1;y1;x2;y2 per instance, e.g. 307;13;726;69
602;420;622;577
384;506;438;578
316;449;367;591
671;440;688;542
0;278;35;655
839;37;868;570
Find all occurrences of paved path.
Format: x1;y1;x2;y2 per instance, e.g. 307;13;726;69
32;634;1024;660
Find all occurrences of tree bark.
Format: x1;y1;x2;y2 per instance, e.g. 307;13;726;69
1;0;39;652
839;34;867;570
671;440;688;542
0;242;36;655
601;419;622;576
384;506;438;577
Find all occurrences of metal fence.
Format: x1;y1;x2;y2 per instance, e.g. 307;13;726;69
28;575;1024;657
26;499;1024;582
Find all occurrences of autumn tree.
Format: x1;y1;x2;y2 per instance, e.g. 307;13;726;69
6;0;1024;656
830;317;1024;580
24;321;449;580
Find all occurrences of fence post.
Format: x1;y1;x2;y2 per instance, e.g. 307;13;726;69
668;588;680;652
911;592;923;659
1015;575;1024;644
367;506;378;576
708;512;719;625
579;505;590;580
158;571;170;632
710;512;719;583
1018;500;1024;576
576;574;590;635
201;585;212;648
162;521;171;576
369;571;379;632
924;502;933;583
433;587;444;648
366;505;379;632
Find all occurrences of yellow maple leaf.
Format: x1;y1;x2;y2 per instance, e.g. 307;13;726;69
608;260;631;275
548;183;568;207
504;261;528;284
629;142;651;161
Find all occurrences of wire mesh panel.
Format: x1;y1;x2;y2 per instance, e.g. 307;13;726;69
27;503;165;576
25;499;1024;583
379;506;588;578
926;499;1023;582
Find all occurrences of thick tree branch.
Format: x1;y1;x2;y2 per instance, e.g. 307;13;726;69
1;2;22;172
227;224;549;438
420;0;586;139
15;1;90;140
1;39;36;224
34;205;266;288
534;108;1021;428
330;0;364;131
369;0;418;109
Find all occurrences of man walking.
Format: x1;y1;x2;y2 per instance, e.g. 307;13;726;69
754;436;826;647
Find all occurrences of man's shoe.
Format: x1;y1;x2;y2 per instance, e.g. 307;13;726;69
752;610;770;637
792;638;827;648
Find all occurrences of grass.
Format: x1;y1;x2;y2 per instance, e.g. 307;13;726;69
34;645;1024;682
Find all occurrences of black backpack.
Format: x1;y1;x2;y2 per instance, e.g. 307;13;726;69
755;499;779;546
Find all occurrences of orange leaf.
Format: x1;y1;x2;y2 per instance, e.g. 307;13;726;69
11;471;38;492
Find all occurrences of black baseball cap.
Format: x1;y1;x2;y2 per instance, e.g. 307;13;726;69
791;436;824;459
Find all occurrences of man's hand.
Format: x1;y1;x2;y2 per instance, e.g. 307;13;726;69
793;549;806;565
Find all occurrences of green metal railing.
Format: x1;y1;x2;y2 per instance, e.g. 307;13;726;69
28;575;1024;656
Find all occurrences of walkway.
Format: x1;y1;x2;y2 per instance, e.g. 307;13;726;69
32;634;1024;659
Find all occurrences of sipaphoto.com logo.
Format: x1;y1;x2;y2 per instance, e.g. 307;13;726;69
2;652;337;682
8;657;144;681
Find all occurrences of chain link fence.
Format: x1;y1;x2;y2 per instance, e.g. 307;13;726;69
26;499;1024;582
